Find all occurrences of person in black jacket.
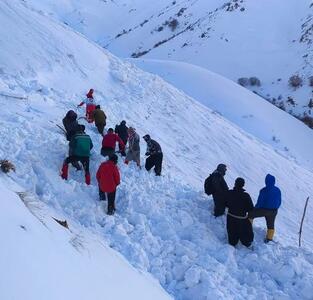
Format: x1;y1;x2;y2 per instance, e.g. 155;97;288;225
210;163;229;217
143;134;163;176
115;120;128;156
225;177;254;247
62;110;79;141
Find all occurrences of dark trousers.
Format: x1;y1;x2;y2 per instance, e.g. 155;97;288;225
99;189;116;214
227;215;254;247
212;193;226;217
145;152;163;176
65;156;89;174
101;147;115;158
96;122;105;135
249;208;278;229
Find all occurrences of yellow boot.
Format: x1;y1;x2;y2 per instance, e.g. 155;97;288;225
265;229;275;243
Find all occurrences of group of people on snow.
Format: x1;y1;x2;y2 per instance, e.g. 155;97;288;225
205;164;281;246
60;89;163;215
60;89;282;244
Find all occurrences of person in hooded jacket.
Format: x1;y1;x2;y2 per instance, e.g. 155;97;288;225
125;127;140;167
77;88;96;123
115;120;128;156
62;110;79;141
93;105;106;135
61;125;93;185
210;163;229;217
96;154;120;215
101;128;125;158
143;134;163;176
248;174;281;243
226;178;254;247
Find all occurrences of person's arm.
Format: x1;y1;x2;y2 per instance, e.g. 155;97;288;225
246;194;254;212
114;166;120;186
96;165;101;183
77;100;85;107
255;189;264;208
116;135;125;151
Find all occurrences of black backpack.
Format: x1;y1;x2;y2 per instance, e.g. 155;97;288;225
204;174;214;196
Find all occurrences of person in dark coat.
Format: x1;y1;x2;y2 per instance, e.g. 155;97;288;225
143;134;163;176
93;105;106;135
101;128;125;158
61;125;93;185
62;110;79;141
226;178;254;247
115;120;128;156
249;174;281;243
96;154;120;215
211;164;229;217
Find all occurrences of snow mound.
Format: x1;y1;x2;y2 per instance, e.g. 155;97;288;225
0;177;171;300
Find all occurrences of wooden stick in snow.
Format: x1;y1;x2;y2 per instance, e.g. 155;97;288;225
299;197;310;247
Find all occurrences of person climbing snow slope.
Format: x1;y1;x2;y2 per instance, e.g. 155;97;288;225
77;88;96;123
101;128;125;158
143;134;163;176
96;154;120;215
249;174;281;243
125;127;140;167
226;177;254;247
61;125;93;185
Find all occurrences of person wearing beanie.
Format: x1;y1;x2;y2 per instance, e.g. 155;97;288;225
96;154;120;215
61;125;93;185
248;174;281;243
125;127;141;167
204;163;229;217
77;88;97;123
93;105;107;135
143;134;163;176
225;177;254;247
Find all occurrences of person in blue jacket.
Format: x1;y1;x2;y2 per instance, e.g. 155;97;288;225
249;174;281;242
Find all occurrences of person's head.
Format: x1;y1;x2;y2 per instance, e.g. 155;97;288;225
96;105;100;109
121;120;126;126
216;163;227;176
265;174;275;187
86;88;94;98
143;134;151;142
109;154;118;165
128;127;135;134
234;177;245;189
66;110;77;120
108;128;114;134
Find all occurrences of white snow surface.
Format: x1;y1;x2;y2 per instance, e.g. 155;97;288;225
131;58;313;169
0;1;313;299
24;0;313;118
0;178;171;300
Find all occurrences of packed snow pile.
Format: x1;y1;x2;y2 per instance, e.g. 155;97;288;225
0;1;313;299
24;0;313;123
0;177;171;300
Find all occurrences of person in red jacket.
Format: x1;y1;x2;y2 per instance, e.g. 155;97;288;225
96;154;120;215
101;128;125;157
77;88;96;123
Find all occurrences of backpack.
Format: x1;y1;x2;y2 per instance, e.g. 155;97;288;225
204;174;214;196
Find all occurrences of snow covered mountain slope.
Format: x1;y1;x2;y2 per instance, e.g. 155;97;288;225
1;1;313;299
0;177;171;300
131;58;313;169
24;0;313;122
